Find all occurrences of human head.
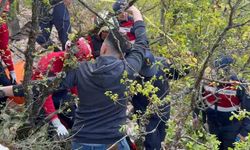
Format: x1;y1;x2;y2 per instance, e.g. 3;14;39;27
212;56;234;80
98;26;109;40
100;29;131;58
113;0;129;21
139;51;157;77
213;56;234;70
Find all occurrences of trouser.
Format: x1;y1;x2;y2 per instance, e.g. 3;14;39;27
52;89;75;129
37;2;71;50
144;116;167;150
132;99;169;150
71;138;130;150
208;121;240;150
0;62;11;105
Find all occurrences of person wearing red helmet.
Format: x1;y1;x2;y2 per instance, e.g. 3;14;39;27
0;0;16;84
32;37;92;137
34;37;92;78
0;5;148;149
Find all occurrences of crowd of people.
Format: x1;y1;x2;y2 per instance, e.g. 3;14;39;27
0;0;249;150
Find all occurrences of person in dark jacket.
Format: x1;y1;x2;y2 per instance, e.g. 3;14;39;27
87;26;109;58
194;56;250;150
0;5;148;150
132;51;187;150
113;0;136;43
36;0;72;51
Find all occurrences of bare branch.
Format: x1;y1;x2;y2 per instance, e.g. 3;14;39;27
231;19;250;28
23;0;40;125
182;135;210;148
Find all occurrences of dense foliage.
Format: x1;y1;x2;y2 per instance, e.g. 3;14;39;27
0;0;249;149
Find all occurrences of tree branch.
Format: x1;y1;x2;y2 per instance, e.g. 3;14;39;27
23;0;40;126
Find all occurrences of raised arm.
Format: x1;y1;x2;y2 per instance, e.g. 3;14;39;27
124;6;149;77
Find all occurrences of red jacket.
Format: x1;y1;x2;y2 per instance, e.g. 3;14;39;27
33;51;78;121
0;0;14;72
34;51;65;77
203;83;240;112
119;17;136;43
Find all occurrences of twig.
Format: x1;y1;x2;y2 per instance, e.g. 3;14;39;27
23;0;40;126
182;135;210;149
170;0;247;148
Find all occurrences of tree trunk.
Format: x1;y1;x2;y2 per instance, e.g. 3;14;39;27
23;0;40;126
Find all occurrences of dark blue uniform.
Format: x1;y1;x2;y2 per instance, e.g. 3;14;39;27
196;56;250;150
202;80;250;150
37;0;71;50
0;63;11;105
132;57;185;150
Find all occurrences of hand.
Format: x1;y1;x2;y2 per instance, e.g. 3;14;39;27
63;0;72;6
126;5;139;13
192;117;199;129
126;6;142;22
65;40;72;51
9;71;17;84
235;134;246;142
51;118;69;139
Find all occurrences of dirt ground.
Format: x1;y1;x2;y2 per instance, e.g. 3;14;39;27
9;5;61;65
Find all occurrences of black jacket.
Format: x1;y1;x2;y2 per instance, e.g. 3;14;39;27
60;21;148;144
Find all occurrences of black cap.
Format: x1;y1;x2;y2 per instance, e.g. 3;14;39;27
112;0;127;13
213;56;234;69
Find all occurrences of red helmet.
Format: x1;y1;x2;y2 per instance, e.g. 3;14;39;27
73;37;92;61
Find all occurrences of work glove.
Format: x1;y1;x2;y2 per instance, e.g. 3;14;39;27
9;71;17;84
0;144;9;150
51;118;69;139
65;40;72;51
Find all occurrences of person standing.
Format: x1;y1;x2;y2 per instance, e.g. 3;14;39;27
0;5;148;150
36;0;72;51
194;56;250;150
